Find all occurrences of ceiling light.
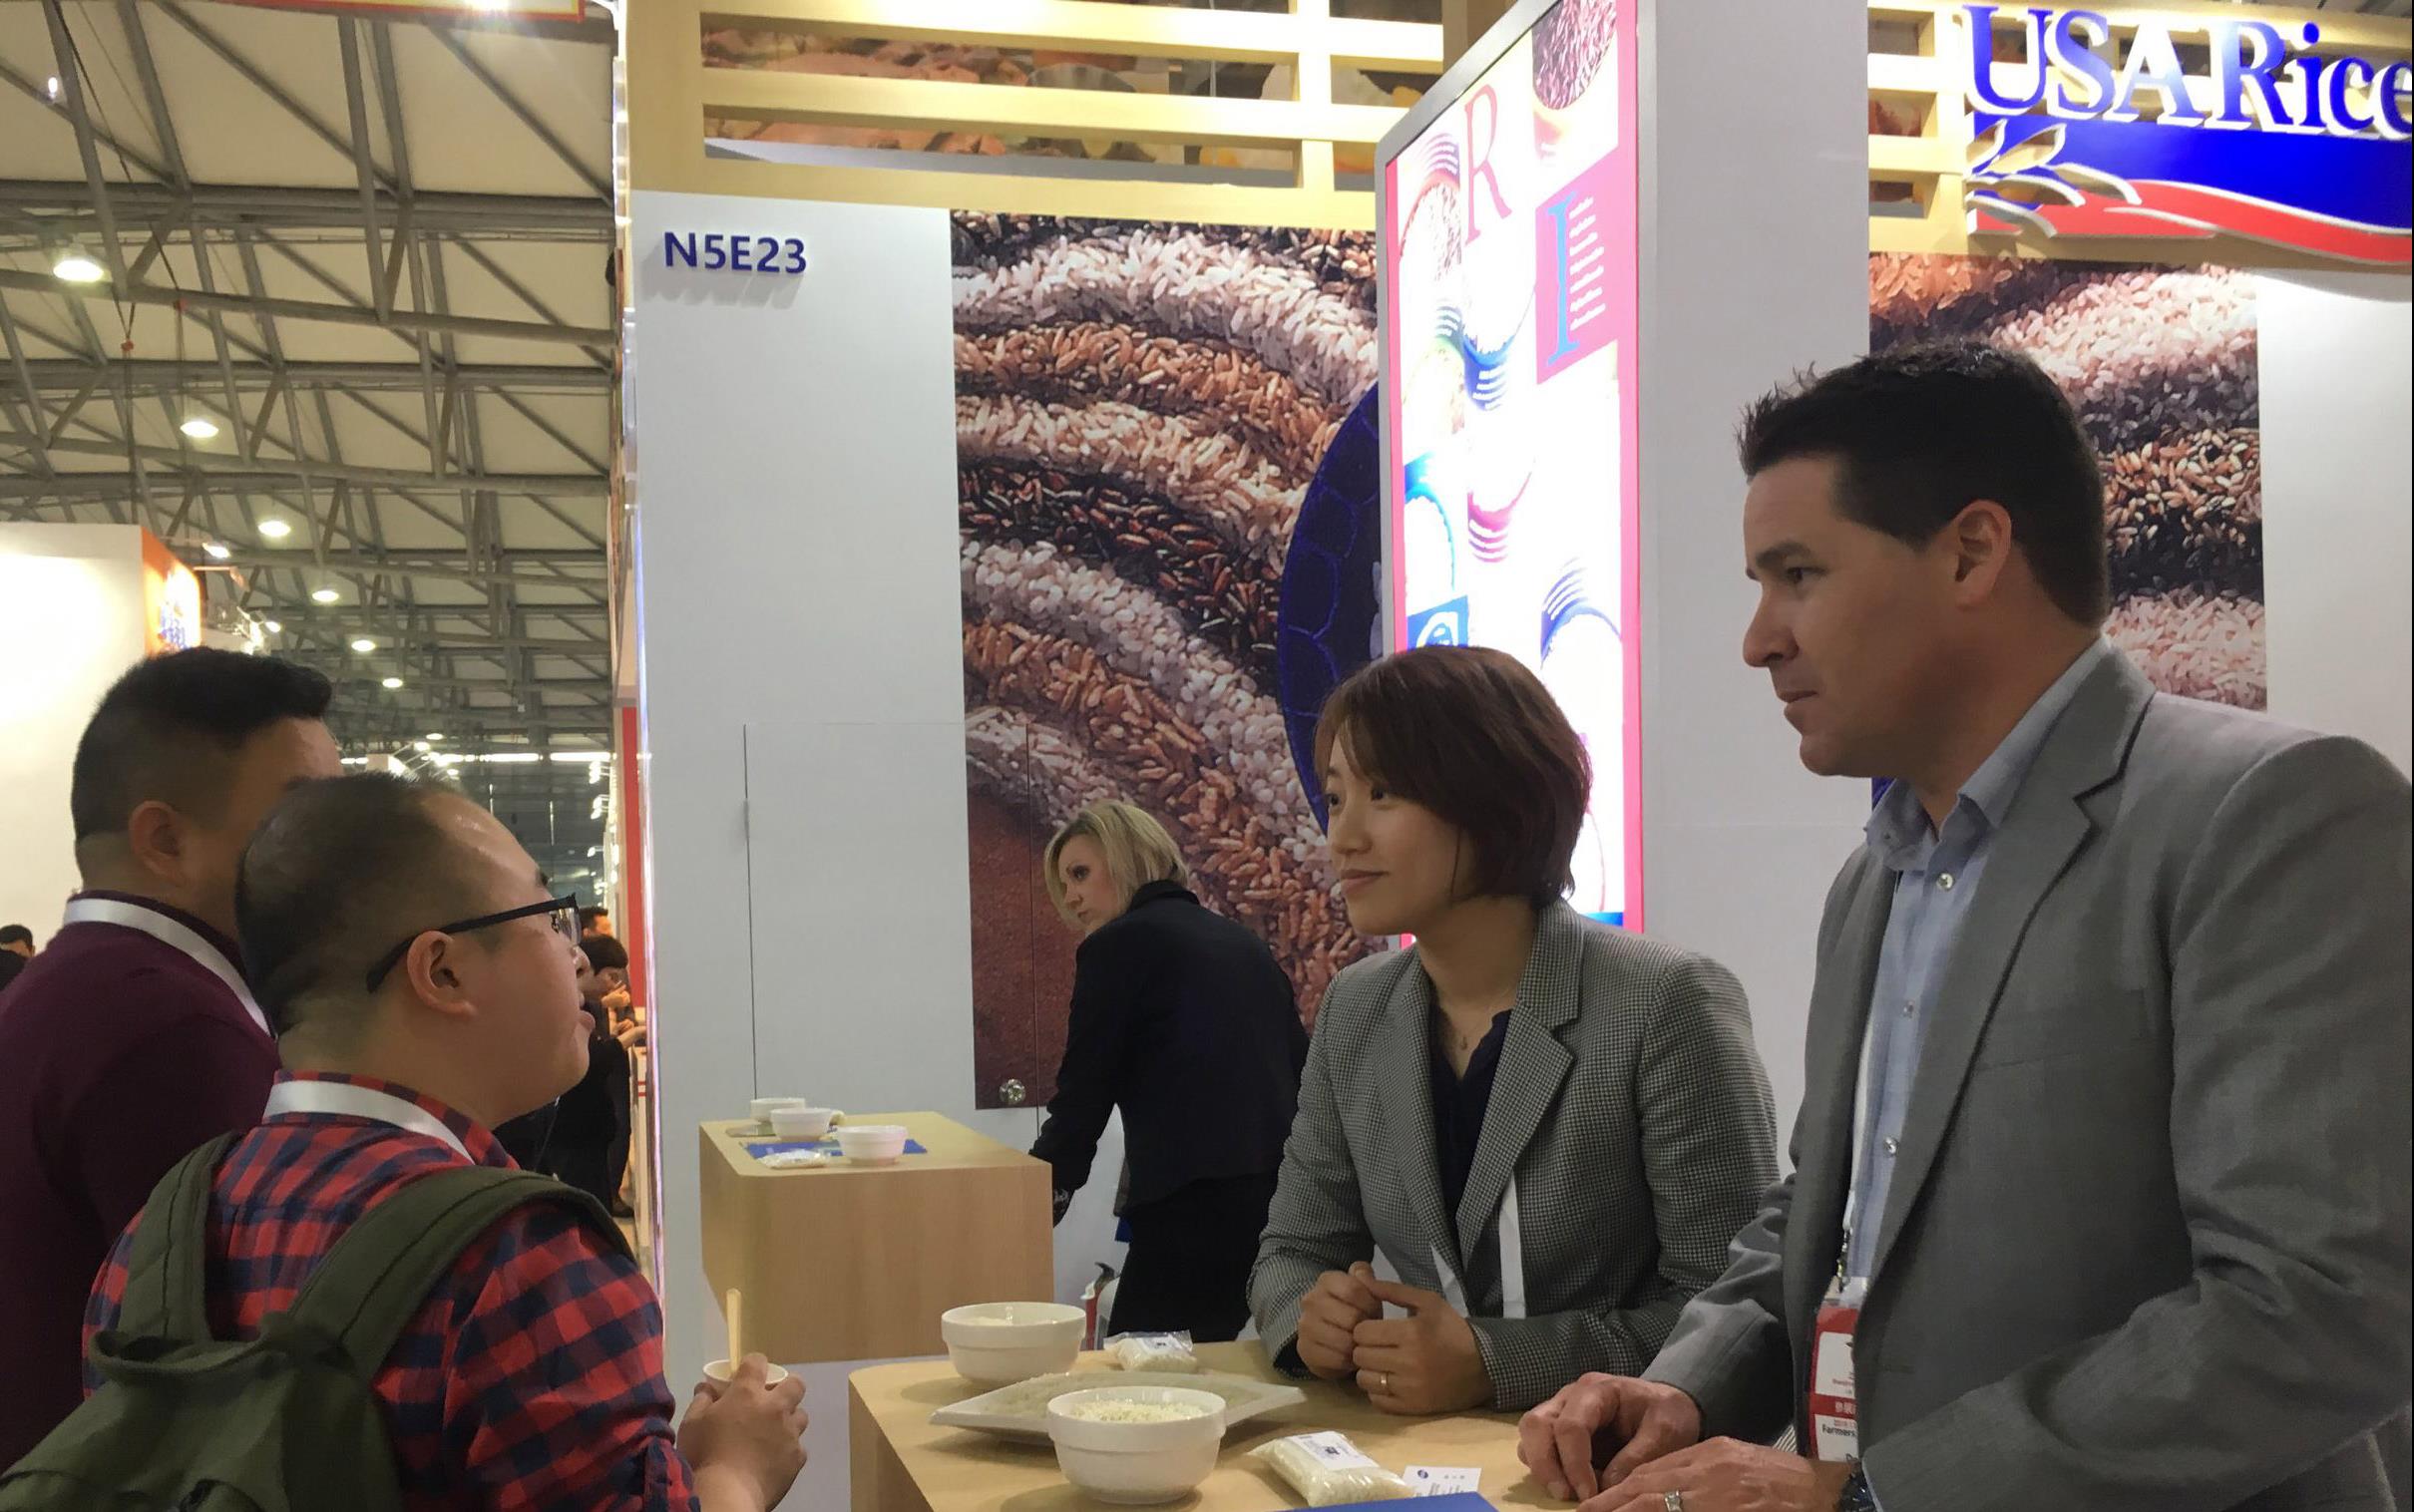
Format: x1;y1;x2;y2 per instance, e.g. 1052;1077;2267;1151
46;76;60;101
311;587;340;603
52;251;105;284
179;416;220;441
425;732;445;742
257;518;292;540
414;740;432;752
350;637;377;653
549;751;609;763
381;676;404;690
262;619;282;633
201;542;230;561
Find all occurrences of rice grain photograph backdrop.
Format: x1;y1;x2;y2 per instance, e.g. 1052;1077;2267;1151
953;213;1381;1107
1869;253;2265;709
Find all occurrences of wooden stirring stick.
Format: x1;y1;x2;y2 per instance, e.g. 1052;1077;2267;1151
725;1288;743;1370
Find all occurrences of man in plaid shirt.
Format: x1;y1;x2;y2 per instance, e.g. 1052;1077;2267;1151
84;774;806;1511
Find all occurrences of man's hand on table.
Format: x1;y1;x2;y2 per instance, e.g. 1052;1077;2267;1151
1519;1374;1850;1511
1574;1441;1851;1512
682;1354;808;1512
1519;1373;1702;1501
1348;1268;1492;1415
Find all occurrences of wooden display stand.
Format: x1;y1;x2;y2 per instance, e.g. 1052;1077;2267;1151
847;1341;1535;1512
697;1112;1053;1365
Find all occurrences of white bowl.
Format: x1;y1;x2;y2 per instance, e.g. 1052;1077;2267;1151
833;1123;908;1165
1045;1386;1225;1504
941;1301;1085;1385
768;1106;842;1139
699;1357;792;1387
747;1097;809;1129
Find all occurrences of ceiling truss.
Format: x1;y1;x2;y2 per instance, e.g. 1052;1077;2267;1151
1;0;617;885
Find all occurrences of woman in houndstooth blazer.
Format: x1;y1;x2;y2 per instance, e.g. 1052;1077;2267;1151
1250;646;1779;1414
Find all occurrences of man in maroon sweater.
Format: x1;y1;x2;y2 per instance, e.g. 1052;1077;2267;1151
0;648;339;1467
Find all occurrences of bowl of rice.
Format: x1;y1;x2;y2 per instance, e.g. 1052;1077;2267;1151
940;1302;1086;1384
1045;1386;1226;1504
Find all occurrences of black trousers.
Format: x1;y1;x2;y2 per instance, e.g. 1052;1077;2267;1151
1105;1173;1279;1343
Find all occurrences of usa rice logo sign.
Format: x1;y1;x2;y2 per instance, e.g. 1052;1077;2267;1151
1958;4;2411;265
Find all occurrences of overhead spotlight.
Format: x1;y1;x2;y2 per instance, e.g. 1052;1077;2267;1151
201;542;230;561
311;587;341;603
179;416;220;441
350;637;377;653
262;619;282;633
381;676;404;690
51;250;105;284
425;732;445;742
257;518;292;540
414;740;432;752
45;76;60;101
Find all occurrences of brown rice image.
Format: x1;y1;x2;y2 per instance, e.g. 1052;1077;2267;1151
1872;253;2264;709
1532;0;1616;111
958;215;1377;1106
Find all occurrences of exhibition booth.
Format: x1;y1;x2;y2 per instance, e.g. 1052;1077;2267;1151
610;0;2408;1505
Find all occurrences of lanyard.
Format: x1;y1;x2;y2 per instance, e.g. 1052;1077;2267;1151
1431;1174;1527;1321
62;896;270;1039
1839;1000;1881;1283
263;1079;471;1163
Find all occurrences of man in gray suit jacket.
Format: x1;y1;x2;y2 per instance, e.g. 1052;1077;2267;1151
1518;344;2412;1512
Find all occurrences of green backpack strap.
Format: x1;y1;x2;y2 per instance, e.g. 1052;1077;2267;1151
283;1165;628;1380
113;1132;242;1343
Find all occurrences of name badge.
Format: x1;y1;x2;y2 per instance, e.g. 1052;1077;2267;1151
1808;1274;1866;1461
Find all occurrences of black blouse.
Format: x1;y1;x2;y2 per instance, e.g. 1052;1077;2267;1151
1430;1008;1513;1241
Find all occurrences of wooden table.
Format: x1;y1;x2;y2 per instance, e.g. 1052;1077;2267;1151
698;1112;1052;1365
847;1341;1552;1511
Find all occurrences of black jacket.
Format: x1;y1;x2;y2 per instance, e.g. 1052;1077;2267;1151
1031;883;1307;1211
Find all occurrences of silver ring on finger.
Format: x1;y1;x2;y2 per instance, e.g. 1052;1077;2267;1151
1379;1372;1393;1394
1662;1493;1686;1512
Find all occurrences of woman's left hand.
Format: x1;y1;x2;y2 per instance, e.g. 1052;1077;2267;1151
1348;1271;1494;1415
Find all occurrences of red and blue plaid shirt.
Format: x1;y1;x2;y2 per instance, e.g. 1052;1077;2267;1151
84;1071;698;1511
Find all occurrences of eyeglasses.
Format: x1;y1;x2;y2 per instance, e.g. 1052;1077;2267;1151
364;894;581;992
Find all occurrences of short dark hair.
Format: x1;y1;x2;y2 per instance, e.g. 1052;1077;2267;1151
579;935;629;973
71;649;334;842
236;775;482;1036
0;925;32;948
1314;645;1590;908
1738;341;2110;625
578;905;607;928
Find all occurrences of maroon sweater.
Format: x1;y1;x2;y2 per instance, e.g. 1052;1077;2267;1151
0;896;276;1468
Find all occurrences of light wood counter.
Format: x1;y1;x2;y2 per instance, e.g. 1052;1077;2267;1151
847;1340;1550;1511
698;1112;1052;1365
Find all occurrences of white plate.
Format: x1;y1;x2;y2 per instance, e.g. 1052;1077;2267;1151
929;1370;1306;1445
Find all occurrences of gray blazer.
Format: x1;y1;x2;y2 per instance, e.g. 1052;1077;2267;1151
1251;903;1778;1410
1646;652;2414;1511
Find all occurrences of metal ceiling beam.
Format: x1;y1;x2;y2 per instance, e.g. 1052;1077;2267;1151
219;548;602;568
0;268;614;346
0;181;608;235
0;456;605;497
4;359;608;393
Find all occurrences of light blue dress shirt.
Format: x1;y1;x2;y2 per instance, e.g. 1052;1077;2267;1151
1844;638;2116;1281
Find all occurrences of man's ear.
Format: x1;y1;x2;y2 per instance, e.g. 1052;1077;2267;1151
122;800;191;888
400;933;480;1023
1945;499;2016;604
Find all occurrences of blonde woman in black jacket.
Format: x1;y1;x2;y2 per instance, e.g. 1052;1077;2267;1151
1029;801;1308;1340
